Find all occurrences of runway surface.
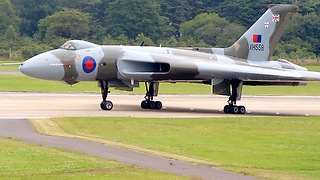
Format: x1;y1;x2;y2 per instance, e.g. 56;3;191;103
1;92;320;117
1;92;320;179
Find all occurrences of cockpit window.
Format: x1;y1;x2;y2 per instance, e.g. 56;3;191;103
60;41;77;50
60;40;99;51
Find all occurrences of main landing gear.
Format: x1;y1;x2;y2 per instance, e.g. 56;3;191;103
223;80;246;114
99;80;113;110
223;99;246;114
141;82;162;110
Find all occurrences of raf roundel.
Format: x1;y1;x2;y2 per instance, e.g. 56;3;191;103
82;56;96;73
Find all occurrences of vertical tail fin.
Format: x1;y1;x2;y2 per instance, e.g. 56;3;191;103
213;4;298;61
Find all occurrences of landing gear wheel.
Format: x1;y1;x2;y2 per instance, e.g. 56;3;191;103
238;106;246;114
232;106;239;114
155;101;162;110
141;100;148;109
148;101;155;109
100;100;113;110
224;105;231;114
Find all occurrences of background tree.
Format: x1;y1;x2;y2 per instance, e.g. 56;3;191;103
0;0;19;35
158;0;192;35
215;0;292;28
135;33;155;46
11;0;63;36
298;0;320;15
116;34;134;45
187;0;217;18
37;9;91;47
62;0;104;40
179;13;245;47
215;23;246;47
19;37;52;59
276;12;320;59
104;0;171;43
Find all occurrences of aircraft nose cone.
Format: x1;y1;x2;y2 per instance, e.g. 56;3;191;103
19;52;65;81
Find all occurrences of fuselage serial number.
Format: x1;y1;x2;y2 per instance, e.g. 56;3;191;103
249;44;264;51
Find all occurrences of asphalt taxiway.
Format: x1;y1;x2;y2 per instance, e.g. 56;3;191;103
0;118;258;180
1;92;320;179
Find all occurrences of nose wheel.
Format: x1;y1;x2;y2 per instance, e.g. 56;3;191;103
100;100;113;110
141;82;162;110
99;80;113;110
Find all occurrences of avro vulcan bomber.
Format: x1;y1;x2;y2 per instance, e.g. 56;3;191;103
19;4;320;114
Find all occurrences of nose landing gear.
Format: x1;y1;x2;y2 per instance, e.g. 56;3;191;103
99;80;113;110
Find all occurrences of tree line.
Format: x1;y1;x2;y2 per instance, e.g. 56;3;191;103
0;0;319;61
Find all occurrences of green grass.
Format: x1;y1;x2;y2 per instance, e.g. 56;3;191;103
0;57;22;61
0;63;20;72
44;116;320;180
0;75;100;93
304;65;320;72
0;138;185;179
243;82;320;96
0;59;23;72
0;66;20;72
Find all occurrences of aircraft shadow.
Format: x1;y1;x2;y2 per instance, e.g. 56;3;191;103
116;104;307;117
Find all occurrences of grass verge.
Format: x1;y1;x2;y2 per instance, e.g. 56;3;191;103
0;138;185;179
30;117;320;180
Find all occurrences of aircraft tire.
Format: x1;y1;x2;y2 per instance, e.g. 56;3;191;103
100;101;113;110
232;106;239;114
148;101;156;109
141;100;149;109
224;105;230;114
155;101;162;110
238;106;246;114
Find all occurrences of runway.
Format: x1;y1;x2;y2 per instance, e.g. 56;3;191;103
1;92;320;179
1;92;320;117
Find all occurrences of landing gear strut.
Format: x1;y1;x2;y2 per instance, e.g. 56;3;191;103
99;80;113;110
223;80;246;114
141;82;162;110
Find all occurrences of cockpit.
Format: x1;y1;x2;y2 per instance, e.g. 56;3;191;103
60;40;99;50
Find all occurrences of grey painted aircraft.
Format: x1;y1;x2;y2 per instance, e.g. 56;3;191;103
19;4;320;114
